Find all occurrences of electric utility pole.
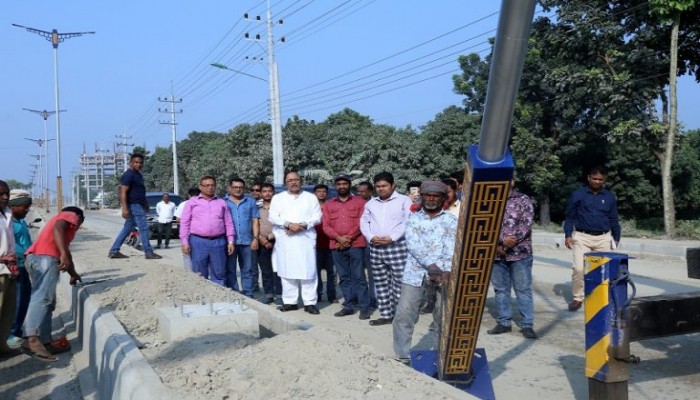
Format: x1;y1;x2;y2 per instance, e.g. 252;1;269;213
27;154;43;198
244;0;285;184
23;108;65;211
24;136;55;211
158;83;182;195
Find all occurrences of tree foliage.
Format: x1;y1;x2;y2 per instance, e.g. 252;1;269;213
136;1;700;236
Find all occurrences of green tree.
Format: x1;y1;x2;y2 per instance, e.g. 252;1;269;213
4;179;32;190
648;0;698;235
453;0;700;229
416;106;480;179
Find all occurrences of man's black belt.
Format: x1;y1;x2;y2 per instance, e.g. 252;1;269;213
191;233;226;240
575;229;609;236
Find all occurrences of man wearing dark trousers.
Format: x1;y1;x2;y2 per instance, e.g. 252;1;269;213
256;183;282;305
155;193;176;249
314;184;337;303
323;174;370;320
108;154;162;259
224;177;260;297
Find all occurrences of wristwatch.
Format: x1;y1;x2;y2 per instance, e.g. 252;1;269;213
284;222;291;229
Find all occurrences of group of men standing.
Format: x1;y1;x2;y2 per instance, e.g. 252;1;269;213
163;169;442;326
105;153;622;363
0;145;623;368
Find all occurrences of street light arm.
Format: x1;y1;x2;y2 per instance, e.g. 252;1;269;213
60;31;96;39
12;23;51;36
23;108;67;120
13;23;95;47
22;108;67;114
210;62;267;82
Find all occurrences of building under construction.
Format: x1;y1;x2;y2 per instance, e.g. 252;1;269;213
75;144;129;208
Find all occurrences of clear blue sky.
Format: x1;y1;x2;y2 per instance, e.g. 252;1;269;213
3;1;699;192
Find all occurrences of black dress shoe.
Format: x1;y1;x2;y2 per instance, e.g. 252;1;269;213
108;252;129;259
359;310;371;320
520;327;538;339
487;324;512;335
334;308;355;317
369;318;393;326
277;304;299;312
304;305;320;315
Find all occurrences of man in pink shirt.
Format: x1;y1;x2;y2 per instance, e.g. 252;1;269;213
179;176;235;286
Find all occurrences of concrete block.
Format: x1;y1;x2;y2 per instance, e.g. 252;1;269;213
158;302;259;341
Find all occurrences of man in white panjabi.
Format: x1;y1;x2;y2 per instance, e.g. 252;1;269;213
269;171;322;315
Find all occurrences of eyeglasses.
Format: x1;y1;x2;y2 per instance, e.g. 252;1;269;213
251;188;261;192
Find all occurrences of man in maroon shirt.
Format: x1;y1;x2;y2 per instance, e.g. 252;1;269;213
323;174;370;320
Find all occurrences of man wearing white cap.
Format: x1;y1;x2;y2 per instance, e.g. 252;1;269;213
6;190;33;348
392;181;457;365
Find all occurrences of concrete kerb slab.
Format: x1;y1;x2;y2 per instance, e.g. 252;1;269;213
61;272;314;400
61;274;181;400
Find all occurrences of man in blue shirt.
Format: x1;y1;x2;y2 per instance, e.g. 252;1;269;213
563;166;621;311
225;177;260;297
7;190;33;347
108;154;162;260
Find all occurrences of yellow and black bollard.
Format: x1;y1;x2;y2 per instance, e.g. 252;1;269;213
584;252;637;400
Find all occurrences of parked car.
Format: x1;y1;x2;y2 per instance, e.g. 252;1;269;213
145;192;183;239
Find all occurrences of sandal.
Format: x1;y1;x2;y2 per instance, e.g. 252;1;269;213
21;344;58;362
